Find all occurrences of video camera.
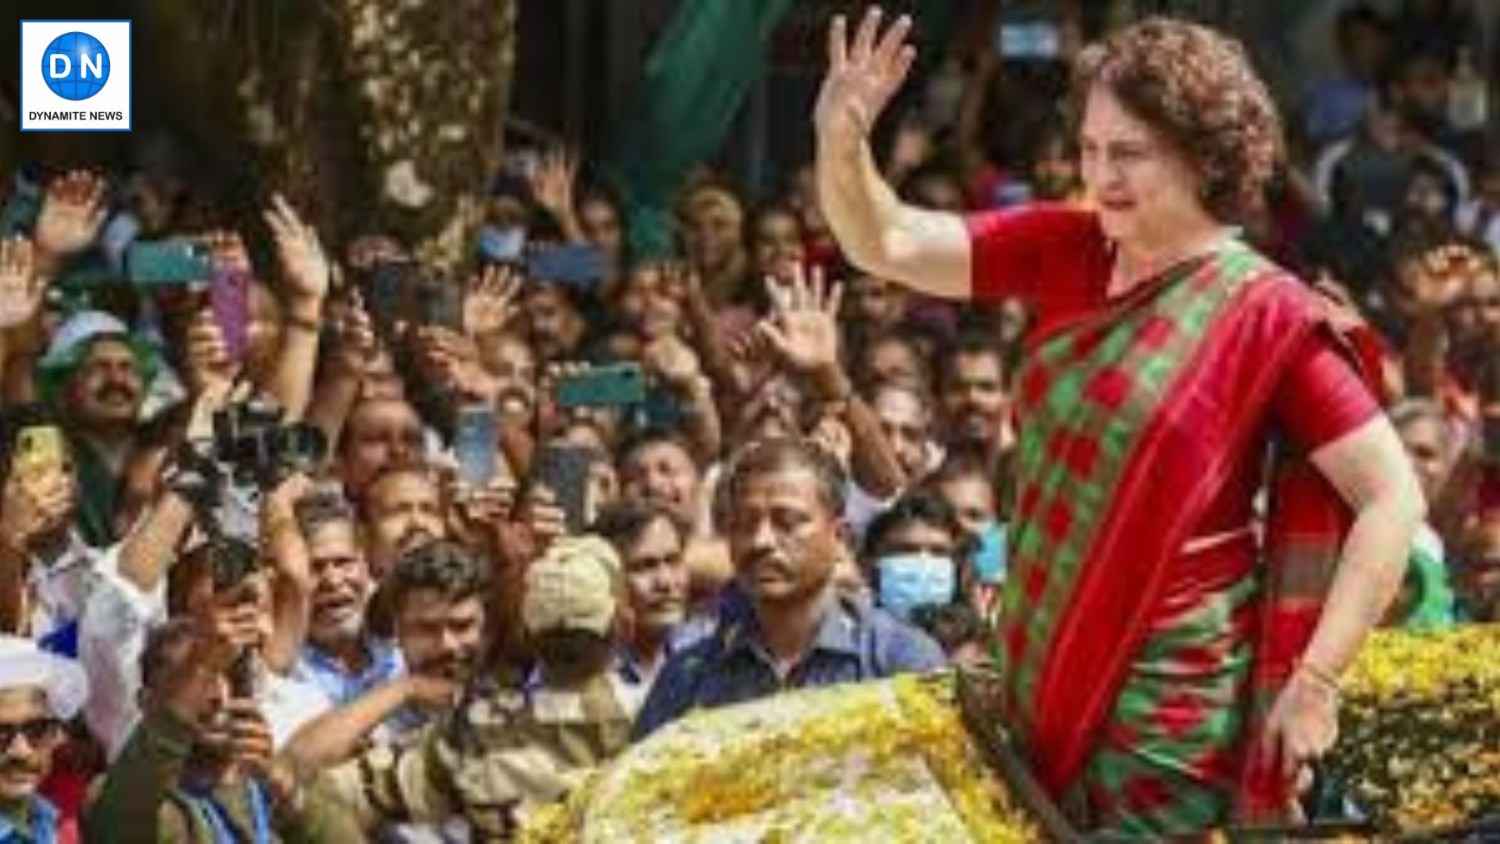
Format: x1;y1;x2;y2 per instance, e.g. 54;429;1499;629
211;398;327;491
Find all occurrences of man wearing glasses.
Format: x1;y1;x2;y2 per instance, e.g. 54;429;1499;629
0;636;88;843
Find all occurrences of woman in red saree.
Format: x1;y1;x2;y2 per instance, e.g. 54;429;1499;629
813;9;1426;837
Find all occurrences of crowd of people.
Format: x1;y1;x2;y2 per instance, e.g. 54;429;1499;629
0;1;1492;840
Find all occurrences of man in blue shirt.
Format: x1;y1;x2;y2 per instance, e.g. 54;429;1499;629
633;439;945;740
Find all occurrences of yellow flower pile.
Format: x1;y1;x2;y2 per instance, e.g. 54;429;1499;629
519;672;1040;843
1326;624;1500;832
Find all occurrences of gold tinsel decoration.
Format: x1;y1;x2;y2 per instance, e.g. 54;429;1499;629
519;672;1040;843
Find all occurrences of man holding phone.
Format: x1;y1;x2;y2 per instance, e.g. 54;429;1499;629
85;616;359;842
36;311;154;549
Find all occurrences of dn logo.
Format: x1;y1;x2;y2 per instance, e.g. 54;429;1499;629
42;32;110;101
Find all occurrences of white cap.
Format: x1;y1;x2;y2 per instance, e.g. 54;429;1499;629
0;637;88;720
38;310;130;372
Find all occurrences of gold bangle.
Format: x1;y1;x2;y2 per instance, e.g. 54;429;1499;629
1296;660;1341;695
285;314;321;334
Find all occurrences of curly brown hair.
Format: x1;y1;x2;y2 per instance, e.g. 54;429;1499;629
1070;17;1284;222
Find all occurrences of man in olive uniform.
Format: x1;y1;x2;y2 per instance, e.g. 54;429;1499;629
302;535;638;839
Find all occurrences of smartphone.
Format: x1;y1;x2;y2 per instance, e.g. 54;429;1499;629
211;268;251;362
126;240;213;286
997;22;1060;59
421;280;464;329
453;405;498;487
12;426;66;487
533;445;595;533
556;363;647;409
0;187;41;238
527;244;607;289
228;649;257;699
367;260;423;330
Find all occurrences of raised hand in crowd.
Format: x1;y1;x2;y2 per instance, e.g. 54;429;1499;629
528;147;585;242
759;265;907;494
418;326;501;405
758;264;845;389
808;413;854;472
0;463;72;556
463;263;521;338
263;193;329;420
264;193;331;307
183;307;240;397
0;237;43;332
262;473;316;673
32;170;108;270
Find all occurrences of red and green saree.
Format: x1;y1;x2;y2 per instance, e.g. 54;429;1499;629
968;206;1379;835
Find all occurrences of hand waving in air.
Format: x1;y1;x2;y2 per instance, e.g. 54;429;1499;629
33;170;108;261
756;264;844;379
0;238;43;329
263;194;330;304
463;263;521;337
814;7;917;145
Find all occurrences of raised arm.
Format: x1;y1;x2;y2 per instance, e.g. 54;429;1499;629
815;9;971;299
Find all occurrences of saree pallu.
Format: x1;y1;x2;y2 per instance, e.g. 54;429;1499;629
992;244;1355;835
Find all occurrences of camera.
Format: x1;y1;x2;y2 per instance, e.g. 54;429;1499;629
211;398;328;489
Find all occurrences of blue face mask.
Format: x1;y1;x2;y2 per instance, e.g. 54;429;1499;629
876;553;957;621
971;521;1008;585
476;225;526;262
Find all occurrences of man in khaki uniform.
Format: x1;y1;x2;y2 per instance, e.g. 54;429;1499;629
305;536;639;839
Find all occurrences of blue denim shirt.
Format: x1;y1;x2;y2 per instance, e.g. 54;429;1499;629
292;636;404;706
631;591;946;740
0;795;58;844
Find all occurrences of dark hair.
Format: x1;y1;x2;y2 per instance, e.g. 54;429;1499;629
925;445;996;490
1335;4;1387;42
590;499;689;557
861;490;961;561
718;438;847;529
909;602;986;654
936;332;1007;391
166;535;259;617
383;539;486;611
618;425;702;472
1071;17;1284;221
295;489;357;538
140;618;199;692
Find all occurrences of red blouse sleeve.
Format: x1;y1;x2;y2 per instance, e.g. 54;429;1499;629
965;204;1110;307
1272;330;1381;453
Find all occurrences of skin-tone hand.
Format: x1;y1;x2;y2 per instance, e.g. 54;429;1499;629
528;148;579;219
405;675;461;711
418;327;500;403
463;263;521;337
331;289;378;378
33;170;108;261
262;473;315;590
0;238;43;330
814;8;917;145
0;472;72;552
199;577;270;657
521;484;568;554
262;194;330;306
184;308;240;397
642;335;703;390
808;414;853;470
1261;670;1340;805
756;264;844;380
